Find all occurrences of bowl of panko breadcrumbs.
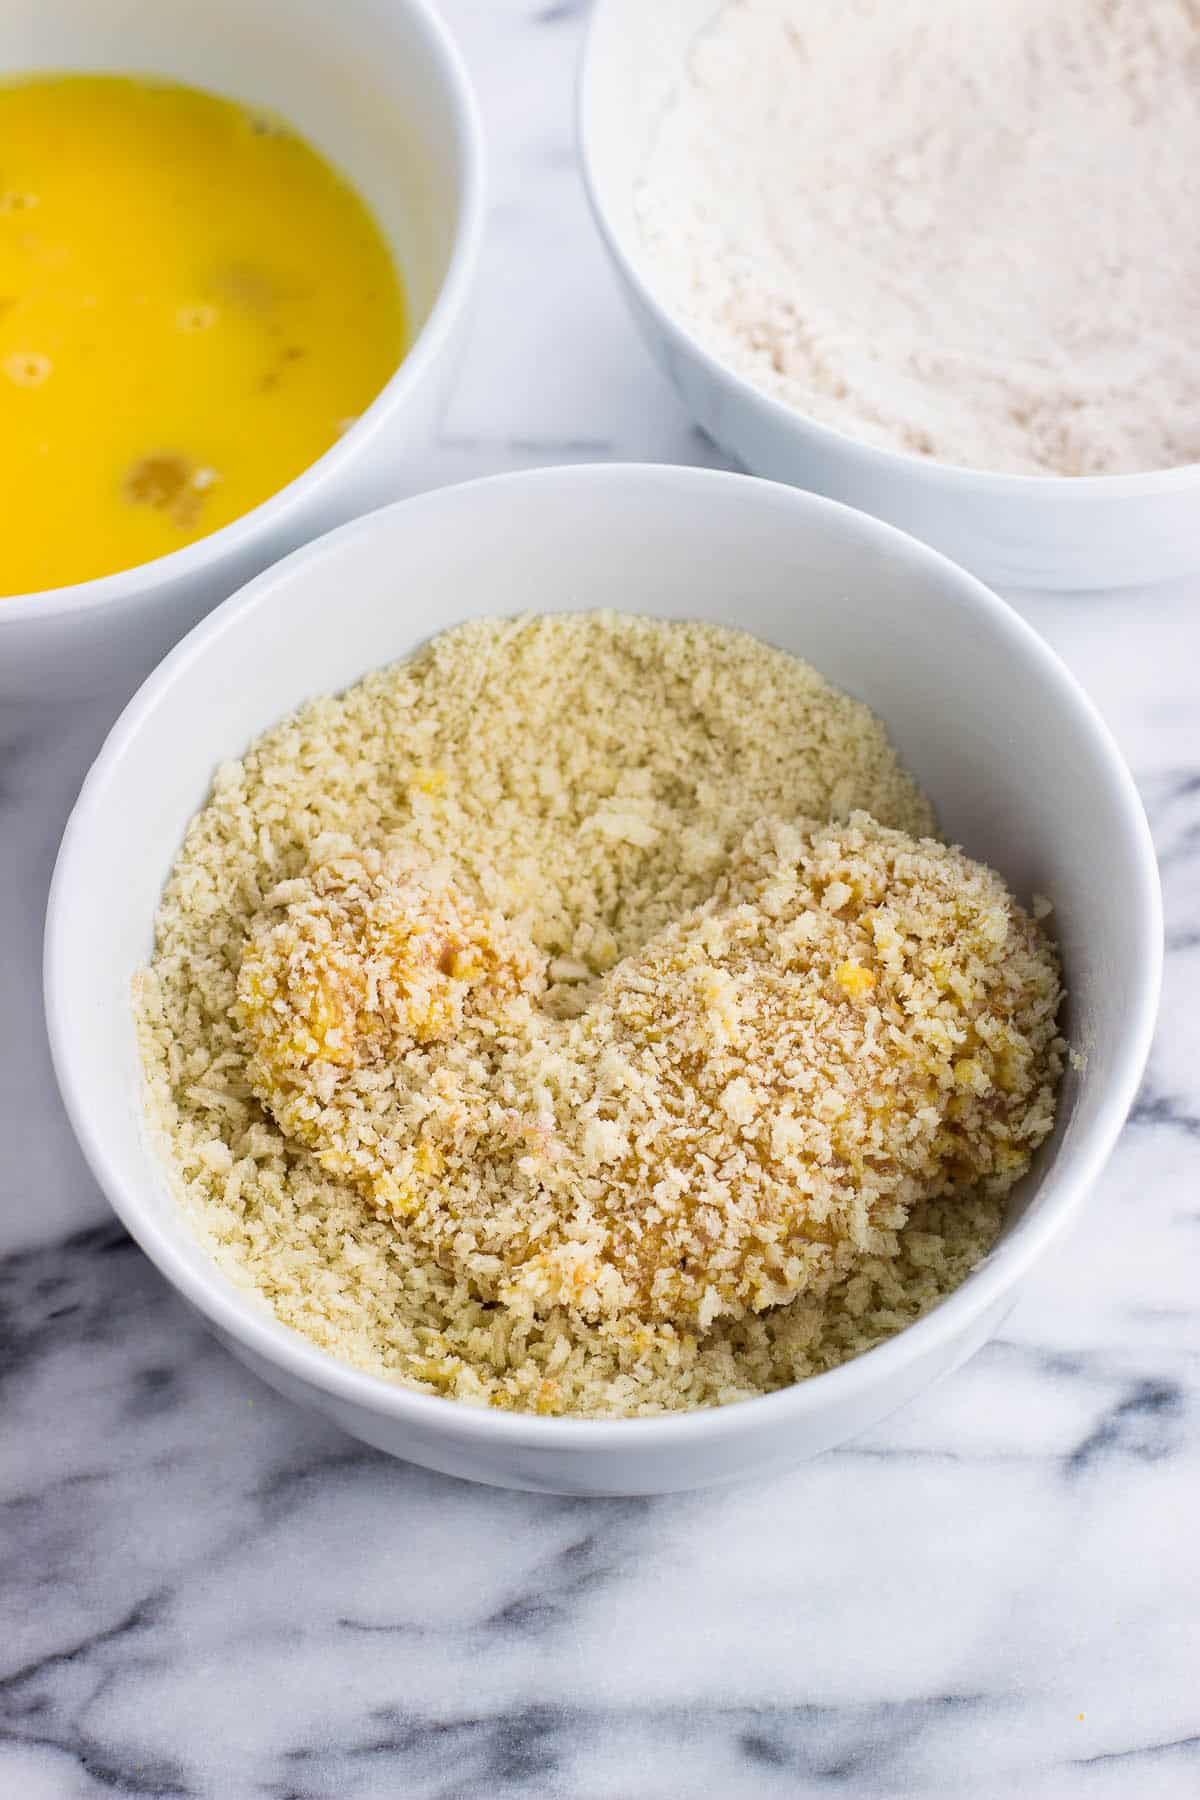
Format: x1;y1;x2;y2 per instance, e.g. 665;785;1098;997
45;465;1160;1494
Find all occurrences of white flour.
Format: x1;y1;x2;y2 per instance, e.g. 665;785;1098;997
636;0;1200;476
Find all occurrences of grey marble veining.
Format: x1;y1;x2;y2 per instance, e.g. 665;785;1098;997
2;4;1198;1795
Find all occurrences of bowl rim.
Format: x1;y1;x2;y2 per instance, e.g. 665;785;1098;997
44;462;1163;1452
0;0;486;626
575;0;1200;499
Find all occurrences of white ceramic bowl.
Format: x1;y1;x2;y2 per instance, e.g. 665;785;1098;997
0;0;483;703
46;465;1161;1495
578;0;1200;593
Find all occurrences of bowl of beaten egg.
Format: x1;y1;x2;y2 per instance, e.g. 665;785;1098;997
0;0;482;701
46;465;1160;1495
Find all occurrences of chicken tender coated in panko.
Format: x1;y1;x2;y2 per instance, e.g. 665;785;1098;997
532;814;1064;1327
235;815;1063;1330
236;849;546;1213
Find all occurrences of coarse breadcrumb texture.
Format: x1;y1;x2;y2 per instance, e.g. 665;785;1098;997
134;613;1062;1417
232;817;1062;1333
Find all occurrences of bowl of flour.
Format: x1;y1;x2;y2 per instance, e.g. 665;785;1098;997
580;0;1200;589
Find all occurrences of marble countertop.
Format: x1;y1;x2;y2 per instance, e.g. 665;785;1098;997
3;4;1198;1795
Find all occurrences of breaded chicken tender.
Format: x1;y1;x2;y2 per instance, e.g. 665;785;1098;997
235;815;1063;1329
236;848;544;1212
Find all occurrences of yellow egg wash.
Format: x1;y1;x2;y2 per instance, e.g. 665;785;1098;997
0;75;407;595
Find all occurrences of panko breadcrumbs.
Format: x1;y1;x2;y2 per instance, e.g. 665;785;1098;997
134;613;1064;1417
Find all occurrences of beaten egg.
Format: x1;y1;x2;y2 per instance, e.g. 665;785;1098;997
0;75;407;595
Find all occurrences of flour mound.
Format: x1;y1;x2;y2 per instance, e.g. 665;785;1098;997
637;0;1200;476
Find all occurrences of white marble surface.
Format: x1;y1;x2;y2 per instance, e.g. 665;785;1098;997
2;3;1198;1794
